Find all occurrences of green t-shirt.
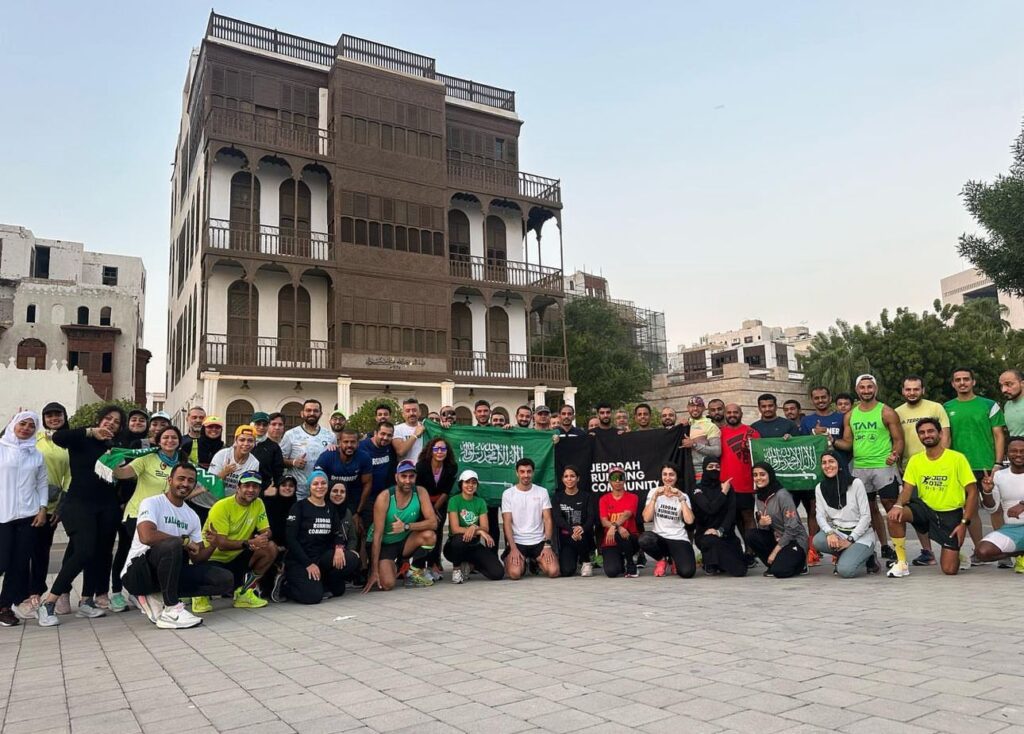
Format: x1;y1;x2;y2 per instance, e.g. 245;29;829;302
448;493;487;528
125;454;175;520
902;448;975;512
203;496;269;563
944;396;1005;470
1004;397;1024;438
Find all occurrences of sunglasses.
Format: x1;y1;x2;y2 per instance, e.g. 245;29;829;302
432;445;448;452
441;412;456;418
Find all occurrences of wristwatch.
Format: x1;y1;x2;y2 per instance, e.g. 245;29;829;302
960;518;971;526
403;522;410;532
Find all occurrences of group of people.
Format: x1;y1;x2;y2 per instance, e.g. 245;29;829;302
1;366;1022;629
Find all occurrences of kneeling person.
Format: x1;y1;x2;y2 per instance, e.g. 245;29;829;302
363;461;437;591
639;463;697;578
197;470;278;611
502;458;559;579
444;470;504;582
121;463;233;628
599;467;641;578
973;436;1024;566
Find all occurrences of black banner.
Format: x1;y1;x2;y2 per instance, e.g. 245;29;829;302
554;425;692;494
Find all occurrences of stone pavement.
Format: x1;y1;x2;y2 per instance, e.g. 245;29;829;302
1;563;1022;734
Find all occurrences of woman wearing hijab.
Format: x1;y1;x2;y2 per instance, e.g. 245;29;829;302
124;409;150;448
0;412;48;627
196;416;225;469
813;451;880;577
744;462;808;578
691;458;748;577
37;404;126;626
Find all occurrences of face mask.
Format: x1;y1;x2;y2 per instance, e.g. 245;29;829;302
702;469;721;486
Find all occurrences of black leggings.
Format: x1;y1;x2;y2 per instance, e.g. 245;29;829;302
695;532;748;577
51;499;121;598
29;514;58;597
602;533;639;578
442;536;504;580
110;517;136;594
0;517;34;608
122;538;233;606
556;533;594;577
638;532;696;578
745;528;806;578
426;500;446;568
486;506;503;553
284;549;359;604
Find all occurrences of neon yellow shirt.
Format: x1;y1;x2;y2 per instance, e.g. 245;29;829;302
902;448;975;512
895;400;950;461
203;496;269;563
124;454;175;521
35;432;70;513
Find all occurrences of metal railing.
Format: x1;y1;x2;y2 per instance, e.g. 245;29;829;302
208;219;333;261
437;74;515;111
207;107;332;158
451;350;569;382
203;334;334;371
447;158;561;205
449;255;562;292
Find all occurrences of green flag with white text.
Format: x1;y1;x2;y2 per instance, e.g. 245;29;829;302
750;435;828;492
422;421;556;506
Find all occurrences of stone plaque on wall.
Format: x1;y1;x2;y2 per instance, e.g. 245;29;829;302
340;353;447;372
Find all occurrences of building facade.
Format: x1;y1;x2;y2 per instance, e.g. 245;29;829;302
646;362;808;420
940;267;1024;330
165;14;571;432
0;223;149;403
668;319;810;376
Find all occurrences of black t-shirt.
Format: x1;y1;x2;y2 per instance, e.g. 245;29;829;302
53;428;119;505
751;417;800;439
285;500;343;566
554;489;594;536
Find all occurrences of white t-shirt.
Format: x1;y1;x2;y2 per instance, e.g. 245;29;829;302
646;489;691;542
500;484;552;546
121;494;202;577
280;425;335;498
200;448;261;507
992;470;1024;526
393;422;424;464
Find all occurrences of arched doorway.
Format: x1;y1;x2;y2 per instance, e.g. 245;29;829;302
280;401;303;430
16;338;47;369
225;398;255;439
454;406;473;425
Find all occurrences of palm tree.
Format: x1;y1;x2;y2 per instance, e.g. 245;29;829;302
802;321;872;396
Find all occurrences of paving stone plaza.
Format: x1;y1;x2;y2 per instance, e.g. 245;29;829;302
1;563;1021;734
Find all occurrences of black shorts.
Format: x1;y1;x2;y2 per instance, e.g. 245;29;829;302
735;493;755;512
502;542;545;561
376;540;409;565
869;482;901;502
210;547;254;586
906;499;964;551
790;491;814;510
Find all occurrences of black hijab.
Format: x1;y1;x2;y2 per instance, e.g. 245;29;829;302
40;402;69;433
818;451;853;510
752;461;783;501
698;457;721;492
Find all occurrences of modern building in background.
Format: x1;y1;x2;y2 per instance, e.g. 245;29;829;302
0;223;149;404
667;319;809;379
563;270;668;373
165;13;572;433
940;267;1024;329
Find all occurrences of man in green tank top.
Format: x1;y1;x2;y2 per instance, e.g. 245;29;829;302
363;460;438;592
835;374;904;562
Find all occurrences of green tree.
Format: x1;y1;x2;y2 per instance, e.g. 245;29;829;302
346;396;401;435
958;121;1024;297
537;297;651;419
70;398;143;429
801;320;873;398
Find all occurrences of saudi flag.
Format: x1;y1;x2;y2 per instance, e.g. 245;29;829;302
750;435;828;492
95;446;226;499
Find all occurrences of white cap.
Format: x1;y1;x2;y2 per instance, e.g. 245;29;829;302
458;469;479;483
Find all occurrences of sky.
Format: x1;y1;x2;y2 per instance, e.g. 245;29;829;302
2;1;1023;390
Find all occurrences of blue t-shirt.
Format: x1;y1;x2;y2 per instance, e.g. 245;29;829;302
314;449;372;512
358;436;397;496
799;411;851;470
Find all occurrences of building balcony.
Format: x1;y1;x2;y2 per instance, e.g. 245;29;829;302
447;158;561;206
452;350;569;384
449;255;562;294
202;333;335;374
207;106;333;160
208;219;334;261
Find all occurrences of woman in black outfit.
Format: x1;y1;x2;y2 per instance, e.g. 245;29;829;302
195;416;224;469
103;410;150;611
553;466;595;577
415;437;457;579
690;459;748;577
283;470;358;604
37;404;126;626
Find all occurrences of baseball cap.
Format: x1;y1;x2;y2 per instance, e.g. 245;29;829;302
608;465;626;478
151;411;172;421
234;424;256;438
396;460;417;474
330;409;346;418
202;416;224;427
251;411;270;423
238;470;262;485
855;374;877;385
687;396;705;407
458;469;479;483
534;405;551;414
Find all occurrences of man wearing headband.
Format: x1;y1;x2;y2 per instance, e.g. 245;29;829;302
835;374;904;564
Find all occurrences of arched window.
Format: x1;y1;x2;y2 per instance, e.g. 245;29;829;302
277;284;311;361
280;401;303;430
451;302;473;371
279;180;311;257
487;306;510;373
225;398;255;440
454;406;472;425
226;280;258;365
16;338;46;370
230;171;260;251
76;306;89;325
26;304;36;323
51;304;65;324
485;215;507;282
100;306;112;326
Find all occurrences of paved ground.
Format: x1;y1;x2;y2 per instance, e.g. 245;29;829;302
1;559;1022;734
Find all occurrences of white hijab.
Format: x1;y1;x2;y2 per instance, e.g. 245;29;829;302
0;411;41;450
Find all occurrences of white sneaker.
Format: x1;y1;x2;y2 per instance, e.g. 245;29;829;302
156;603;203;629
581;562;593;577
451;569;464;584
13;599;38;621
37;604;60;627
959;553;971;571
137;594;165;624
886;561;910;578
75;600;107;619
460;562;471;581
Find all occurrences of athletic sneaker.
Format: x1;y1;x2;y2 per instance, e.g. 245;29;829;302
404;568;434;588
997;560;1012;569
37;603;60;627
108;593;128;613
580;562;593;577
233;588;268;608
807;546;822;567
429;566;444;582
451;568;465;584
880;545;896;562
123;593;141;611
866;555;881;574
137;594;165;624
653;559;669;577
625;561;639;578
911;549;936;566
635;552;647;569
94;593;111;610
75;599;106;619
1014;556;1024;573
460;562;471;581
270;573;287;603
970;553;992;566
0;608;19;627
54;593;72;615
886;561;910;578
13;598;39;621
191;596;213;614
959;553;971;571
744;554;759;569
156;603;203;630
799;565;809;576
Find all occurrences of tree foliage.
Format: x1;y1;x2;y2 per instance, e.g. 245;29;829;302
537;297;651;419
958;120;1024;297
802;299;1014;404
346;396;401;435
69;398;144;429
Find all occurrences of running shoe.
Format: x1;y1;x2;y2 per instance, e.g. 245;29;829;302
404;568;434;588
232;588;268;608
880;545;896;562
137;594;164;624
108;593;128;613
37;603;60;627
13;598;39;621
635;552;647;569
886;561;910;578
970;553;992;566
460;562;471;581
270;572;287;603
1014;556;1024;573
451;568;464;584
75;599;106;618
744;554;759;569
807;546;822;567
0;608;19;627
156;603;203;629
625;562;639;578
429;565;444;582
54;593;72;615
911;549;936;566
866;555;881;574
94;594;111;610
959;553;971;571
997;560;1012;569
580;562;593;577
191;596;213;614
653;559;669;577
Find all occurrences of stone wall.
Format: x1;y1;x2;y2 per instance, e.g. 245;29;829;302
0;358;101;422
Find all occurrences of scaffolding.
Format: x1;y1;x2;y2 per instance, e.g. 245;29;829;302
606;297;669;374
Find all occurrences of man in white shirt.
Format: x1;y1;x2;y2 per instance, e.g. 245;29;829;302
392;397;426;464
501;458;559;580
120;463;232;629
198;425;261;509
280;399;335;500
976;435;1024;569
